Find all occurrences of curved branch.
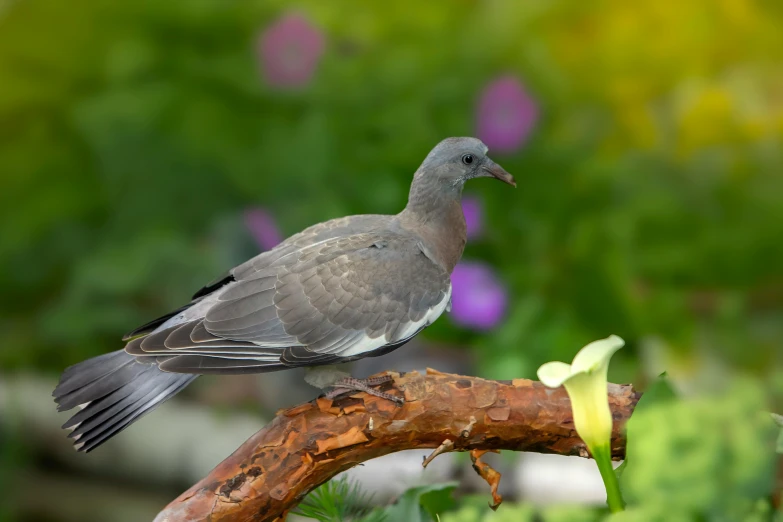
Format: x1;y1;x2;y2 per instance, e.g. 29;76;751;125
154;369;640;522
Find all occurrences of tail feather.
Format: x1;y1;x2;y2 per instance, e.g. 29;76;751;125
53;349;196;452
55;355;148;411
55;350;129;396
60;363;159;430
72;373;194;453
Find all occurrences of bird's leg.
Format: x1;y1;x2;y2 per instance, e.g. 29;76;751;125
325;375;403;405
359;374;394;386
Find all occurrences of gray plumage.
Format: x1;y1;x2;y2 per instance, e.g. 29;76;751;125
53;137;515;451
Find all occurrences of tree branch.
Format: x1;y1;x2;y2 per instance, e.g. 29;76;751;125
154;369;640;522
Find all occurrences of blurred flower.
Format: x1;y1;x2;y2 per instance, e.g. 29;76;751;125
461;196;483;240
244;208;282;251
476;76;538;154
450;262;508;330
676;85;736;156
257;13;325;88
537;335;626;513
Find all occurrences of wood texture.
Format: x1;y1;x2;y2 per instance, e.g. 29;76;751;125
154;369;640;522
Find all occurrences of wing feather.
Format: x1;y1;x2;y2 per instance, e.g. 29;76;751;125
123;223;452;373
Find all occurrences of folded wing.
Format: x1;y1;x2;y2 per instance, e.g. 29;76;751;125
127;231;451;373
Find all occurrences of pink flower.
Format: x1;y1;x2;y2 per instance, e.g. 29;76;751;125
462;196;483;240
257;13;325;88
476;76;538;154
450;262;508;330
244;208;282;251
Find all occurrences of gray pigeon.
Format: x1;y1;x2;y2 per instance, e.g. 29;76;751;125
53;137;515;452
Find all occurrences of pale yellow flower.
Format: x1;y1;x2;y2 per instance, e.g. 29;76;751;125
537;335;625;450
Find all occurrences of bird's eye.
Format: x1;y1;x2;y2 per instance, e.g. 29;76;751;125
461;154;474;165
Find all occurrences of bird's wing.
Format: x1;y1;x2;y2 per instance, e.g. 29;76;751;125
178;215;390;307
121;214;391;341
229;214;391;280
127;232;451;373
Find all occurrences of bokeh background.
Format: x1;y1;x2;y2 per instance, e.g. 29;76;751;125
1;1;781;521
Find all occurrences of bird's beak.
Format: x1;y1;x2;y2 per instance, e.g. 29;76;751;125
480;159;516;187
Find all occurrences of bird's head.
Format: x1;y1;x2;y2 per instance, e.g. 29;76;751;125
417;137;516;189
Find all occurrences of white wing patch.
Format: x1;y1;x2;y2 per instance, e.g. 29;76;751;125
340;285;452;357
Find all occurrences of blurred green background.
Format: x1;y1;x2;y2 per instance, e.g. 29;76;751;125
0;0;781;521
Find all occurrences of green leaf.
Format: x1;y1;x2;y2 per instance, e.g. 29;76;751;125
619;373;676;484
381;482;459;522
419;482;459;519
622;372;677;450
634;373;678;414
295;475;376;522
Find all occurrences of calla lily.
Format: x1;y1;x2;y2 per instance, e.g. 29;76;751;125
538;334;625;449
537;334;626;512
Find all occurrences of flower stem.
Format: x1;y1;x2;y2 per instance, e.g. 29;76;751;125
592;444;624;513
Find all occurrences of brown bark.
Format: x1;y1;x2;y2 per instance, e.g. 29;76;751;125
154;369;640;522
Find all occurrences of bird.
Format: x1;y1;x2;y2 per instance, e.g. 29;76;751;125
53;137;516;452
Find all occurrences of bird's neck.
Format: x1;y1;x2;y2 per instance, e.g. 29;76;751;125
398;173;466;273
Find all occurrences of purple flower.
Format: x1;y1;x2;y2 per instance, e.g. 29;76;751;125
450;262;508;330
476;76;538;154
462;196;483;240
244;208;282;251
257;13;325;88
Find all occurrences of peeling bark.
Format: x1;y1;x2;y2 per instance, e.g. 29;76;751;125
154;369;640;522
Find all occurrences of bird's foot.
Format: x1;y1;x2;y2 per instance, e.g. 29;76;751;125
325;375;404;405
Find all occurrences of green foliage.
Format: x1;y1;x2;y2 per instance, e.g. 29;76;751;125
0;424;24;521
620;379;778;521
537;506;601;522
381;482;458;522
441;504;530;522
0;0;781;384
439;501;601;522
772;413;783;454
602;506;695;522
296;478;458;522
294;475;385;522
632;373;678;412
617;373;677;482
604;500;776;522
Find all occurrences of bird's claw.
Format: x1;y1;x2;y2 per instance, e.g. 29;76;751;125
325;375;404;405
